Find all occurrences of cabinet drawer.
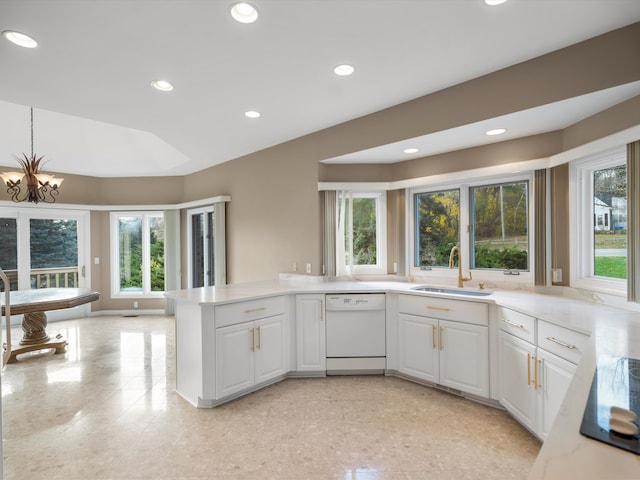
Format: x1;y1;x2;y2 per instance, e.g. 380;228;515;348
538;320;588;364
215;296;286;328
498;307;536;344
398;294;488;326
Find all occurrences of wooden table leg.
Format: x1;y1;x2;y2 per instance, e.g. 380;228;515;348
6;310;67;363
20;311;50;345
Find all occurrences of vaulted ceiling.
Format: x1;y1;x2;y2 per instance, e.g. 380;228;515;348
1;1;640;177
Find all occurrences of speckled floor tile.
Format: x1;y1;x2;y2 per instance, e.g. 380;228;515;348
1;315;540;479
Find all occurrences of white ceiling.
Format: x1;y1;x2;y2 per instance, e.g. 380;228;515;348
1;0;639;178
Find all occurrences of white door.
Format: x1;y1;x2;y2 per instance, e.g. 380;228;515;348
254;315;286;384
0;207;90;321
537;348;576;439
215;322;254;399
398;313;439;383
498;331;537;432
439;319;489;397
295;295;326;372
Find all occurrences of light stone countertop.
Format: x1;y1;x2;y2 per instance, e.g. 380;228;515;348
165;278;640;479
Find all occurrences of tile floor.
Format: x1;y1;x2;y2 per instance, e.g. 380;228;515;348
1;315;540;479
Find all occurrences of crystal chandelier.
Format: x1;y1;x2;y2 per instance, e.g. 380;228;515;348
1;107;63;203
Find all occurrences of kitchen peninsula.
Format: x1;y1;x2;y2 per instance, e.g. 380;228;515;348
165;278;640;479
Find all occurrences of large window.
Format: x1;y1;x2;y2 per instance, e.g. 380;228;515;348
337;192;387;275
571;146;627;294
411;174;532;280
111;212;165;296
414;189;460;268
471;181;529;270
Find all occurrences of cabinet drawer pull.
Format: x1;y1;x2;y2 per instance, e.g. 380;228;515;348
432;325;437;349
427;305;451;312
250;327;255;352
527;353;532;386
545;336;576;350
503;318;524;329
256;326;261;350
439;326;444;351
245;307;267;314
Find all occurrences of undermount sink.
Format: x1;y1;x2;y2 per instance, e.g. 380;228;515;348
410;285;493;297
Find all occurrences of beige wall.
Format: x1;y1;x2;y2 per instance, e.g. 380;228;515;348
1;22;639;307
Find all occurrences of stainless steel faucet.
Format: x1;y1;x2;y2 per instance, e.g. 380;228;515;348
449;245;472;288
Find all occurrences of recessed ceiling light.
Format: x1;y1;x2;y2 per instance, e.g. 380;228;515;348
486;128;507;136
231;2;259;23
2;30;38;48
403;148;419;154
485;0;509;5
334;64;355;76
245;110;261;118
151;80;174;92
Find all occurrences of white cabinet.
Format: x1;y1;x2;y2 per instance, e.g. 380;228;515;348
216;314;286;399
215;321;255;398
295;294;326;372
397;295;489;398
498;307;584;440
398;313;438;383
439;319;489;397
537;348;576;439
498;330;537;432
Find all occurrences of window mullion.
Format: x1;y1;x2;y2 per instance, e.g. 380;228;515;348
459;185;470;272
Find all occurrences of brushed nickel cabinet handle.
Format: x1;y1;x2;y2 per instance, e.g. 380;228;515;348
503;318;524;329
545;336;576;350
250;327;255;352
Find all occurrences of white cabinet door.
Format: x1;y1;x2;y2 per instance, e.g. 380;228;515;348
254;314;287;384
439;319;489;397
295;295;326;372
398;313;439;383
498;331;537;432
216;322;254;399
536;348;576;440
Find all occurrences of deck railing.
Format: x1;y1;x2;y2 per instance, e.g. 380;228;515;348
0;267;79;291
31;267;79;289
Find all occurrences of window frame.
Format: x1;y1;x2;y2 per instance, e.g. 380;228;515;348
187;205;215;288
409;173;534;285
110;211;165;299
336;191;387;276
569;145;627;296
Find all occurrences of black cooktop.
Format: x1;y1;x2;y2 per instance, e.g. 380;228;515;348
580;356;640;455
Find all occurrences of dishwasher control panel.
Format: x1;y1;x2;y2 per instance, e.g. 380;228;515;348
325;293;386;311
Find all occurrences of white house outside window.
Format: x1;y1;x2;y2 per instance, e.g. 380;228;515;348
570;146;627;295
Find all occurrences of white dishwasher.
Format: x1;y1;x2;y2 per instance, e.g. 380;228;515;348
325;293;386;375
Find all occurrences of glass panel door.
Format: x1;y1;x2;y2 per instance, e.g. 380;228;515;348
188;207;215;288
30;218;79;289
0;208;89;320
0;217;18;291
